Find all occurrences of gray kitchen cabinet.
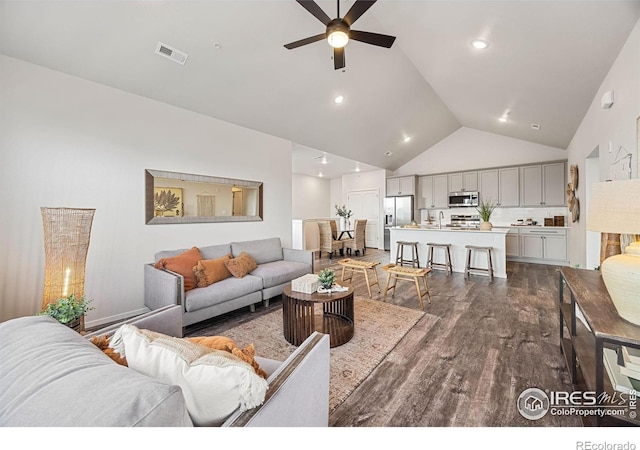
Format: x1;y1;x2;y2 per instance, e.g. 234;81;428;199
505;229;519;257
479;167;519;207
418;174;448;209
520;162;565;206
387;176;416;196
519;228;567;262
498;167;520;206
542;163;566;206
448;171;478;192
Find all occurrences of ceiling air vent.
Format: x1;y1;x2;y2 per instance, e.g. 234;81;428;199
155;42;188;65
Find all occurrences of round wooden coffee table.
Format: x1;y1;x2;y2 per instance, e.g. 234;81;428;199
282;285;354;348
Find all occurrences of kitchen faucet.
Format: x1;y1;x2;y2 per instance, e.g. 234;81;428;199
439;211;444;229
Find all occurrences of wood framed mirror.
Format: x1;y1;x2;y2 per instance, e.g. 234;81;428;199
145;169;263;224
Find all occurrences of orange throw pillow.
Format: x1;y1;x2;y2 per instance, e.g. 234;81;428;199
224;252;257;278
193;255;232;288
187;335;267;379
91;334;127;366
154;247;203;292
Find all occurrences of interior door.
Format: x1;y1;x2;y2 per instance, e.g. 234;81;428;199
348;189;380;249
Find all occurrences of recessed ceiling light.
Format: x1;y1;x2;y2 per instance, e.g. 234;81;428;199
321;153;328;165
355;165;361;172
318;171;323;177
403;136;411;143
499;112;509;123
471;39;489;50
531;123;541;130
334;95;344;104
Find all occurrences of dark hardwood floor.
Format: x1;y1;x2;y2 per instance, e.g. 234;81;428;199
184;248;581;427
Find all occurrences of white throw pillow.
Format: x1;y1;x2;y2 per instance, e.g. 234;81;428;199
110;324;268;426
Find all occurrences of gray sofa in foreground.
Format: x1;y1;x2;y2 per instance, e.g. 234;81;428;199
144;237;313;328
0;306;330;427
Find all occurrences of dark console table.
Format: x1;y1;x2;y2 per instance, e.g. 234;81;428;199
559;267;640;426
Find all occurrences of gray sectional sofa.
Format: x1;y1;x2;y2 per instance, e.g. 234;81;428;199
0;306;330;427
144;237;313;328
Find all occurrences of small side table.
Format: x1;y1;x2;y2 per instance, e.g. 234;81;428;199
338;258;381;298
282;285;354;348
382;263;432;310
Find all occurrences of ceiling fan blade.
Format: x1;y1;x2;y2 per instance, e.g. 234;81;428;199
350;29;396;48
284;33;326;50
296;0;331;26
343;0;377;26
334;47;345;70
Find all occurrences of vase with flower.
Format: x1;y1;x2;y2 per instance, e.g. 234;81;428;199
335;204;353;230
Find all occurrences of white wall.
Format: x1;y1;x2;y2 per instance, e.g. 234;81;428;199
330;177;343;215
393;127;567;175
566;17;640;267
0;55;293;326
291;174;331;219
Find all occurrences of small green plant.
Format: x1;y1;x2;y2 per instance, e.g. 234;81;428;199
38;293;94;325
476;198;497;222
335;204;352;219
317;269;337;289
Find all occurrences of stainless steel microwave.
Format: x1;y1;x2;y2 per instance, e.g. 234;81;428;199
448;191;479;208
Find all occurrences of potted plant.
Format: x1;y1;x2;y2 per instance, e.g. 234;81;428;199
335;204;353;229
476;198;497;230
38;293;94;332
317;269;337;291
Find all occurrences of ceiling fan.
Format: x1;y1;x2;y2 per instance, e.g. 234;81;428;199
284;0;396;70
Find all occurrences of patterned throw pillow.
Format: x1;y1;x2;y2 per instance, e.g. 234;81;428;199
154;247;203;292
193;255;232;287
110;324;268;426
224;252;258;278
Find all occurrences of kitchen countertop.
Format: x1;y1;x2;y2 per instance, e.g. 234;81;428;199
493;225;571;229
391;226;508;234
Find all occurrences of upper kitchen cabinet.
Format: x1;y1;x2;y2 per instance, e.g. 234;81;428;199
448;171;478;192
520;162;566;207
387;175;416;196
479;167;519;207
418;174;448;209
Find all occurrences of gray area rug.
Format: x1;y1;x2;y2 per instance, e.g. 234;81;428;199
190;297;424;412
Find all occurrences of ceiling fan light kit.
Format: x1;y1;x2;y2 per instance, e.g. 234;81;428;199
327;20;350;48
284;0;396;70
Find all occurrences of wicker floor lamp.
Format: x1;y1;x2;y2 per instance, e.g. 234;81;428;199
41;207;96;329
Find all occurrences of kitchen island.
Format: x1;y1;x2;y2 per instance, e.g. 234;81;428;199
389;226;509;278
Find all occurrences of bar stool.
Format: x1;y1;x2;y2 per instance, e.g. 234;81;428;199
426;242;453;275
395;241;420;268
464;245;494;281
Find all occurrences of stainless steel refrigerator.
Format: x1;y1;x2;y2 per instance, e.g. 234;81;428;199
384;195;414;250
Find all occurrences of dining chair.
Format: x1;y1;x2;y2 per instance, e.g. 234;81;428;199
345;219;367;256
318;221;344;259
330;219;338;240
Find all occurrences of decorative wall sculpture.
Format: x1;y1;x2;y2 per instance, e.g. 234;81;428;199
567;164;579;223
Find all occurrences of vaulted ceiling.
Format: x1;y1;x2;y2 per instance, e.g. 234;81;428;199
1;1;639;178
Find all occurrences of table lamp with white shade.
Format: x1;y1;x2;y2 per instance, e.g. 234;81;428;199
587;179;640;325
